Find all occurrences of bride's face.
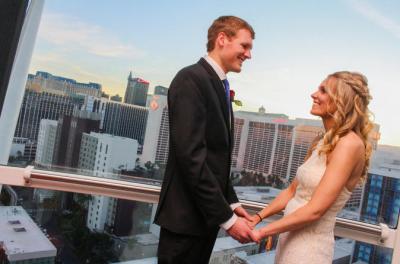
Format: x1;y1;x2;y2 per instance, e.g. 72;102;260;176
310;77;337;118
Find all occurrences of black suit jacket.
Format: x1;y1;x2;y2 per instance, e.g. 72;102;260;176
154;58;238;236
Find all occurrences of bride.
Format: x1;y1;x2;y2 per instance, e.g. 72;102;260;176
249;71;373;264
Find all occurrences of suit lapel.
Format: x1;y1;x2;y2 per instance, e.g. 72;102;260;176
198;58;231;139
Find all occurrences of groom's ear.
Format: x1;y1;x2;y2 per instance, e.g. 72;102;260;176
215;32;230;49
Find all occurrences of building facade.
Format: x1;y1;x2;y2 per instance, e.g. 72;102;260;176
53;109;101;168
79;132;138;232
14;90;85;142
35;119;58;166
26;71;102;97
124;72;149;107
353;145;400;264
154;85;168;96
233;110;324;182
141;95;168;166
99;99;148;146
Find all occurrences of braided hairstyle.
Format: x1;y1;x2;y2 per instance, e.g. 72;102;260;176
318;71;374;182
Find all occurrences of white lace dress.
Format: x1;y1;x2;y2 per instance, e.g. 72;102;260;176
274;141;352;264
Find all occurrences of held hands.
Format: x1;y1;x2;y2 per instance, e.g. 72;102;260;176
227;208;271;245
247;214;262;229
234;206;261;230
227;217;257;244
227;217;267;244
228;207;266;244
250;228;264;244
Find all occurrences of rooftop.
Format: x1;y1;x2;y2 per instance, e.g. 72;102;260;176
235;110;323;127
0;206;56;261
29;71;101;89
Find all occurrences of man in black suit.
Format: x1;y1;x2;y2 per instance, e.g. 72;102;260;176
154;16;256;263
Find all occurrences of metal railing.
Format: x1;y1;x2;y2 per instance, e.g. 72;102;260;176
0;165;397;253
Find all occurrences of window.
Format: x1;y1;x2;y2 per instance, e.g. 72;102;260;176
0;1;399;264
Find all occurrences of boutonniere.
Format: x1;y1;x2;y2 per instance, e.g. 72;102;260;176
230;89;243;106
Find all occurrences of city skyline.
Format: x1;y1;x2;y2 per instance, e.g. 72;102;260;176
28;0;400;146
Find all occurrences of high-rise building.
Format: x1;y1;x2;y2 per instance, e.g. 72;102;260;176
154;85;168;96
141;106;324;182
14;90;85;142
233;109;324;182
35;119;58;166
10;137;36;162
288;123;324;181
26;71;102;97
360;146;400;226
353;145;400;264
80;97;149;151
344;185;364;210
141;95;168;166
78;132;138;174
53;109;101;168
79;132;138;232
99;99;149;146
124;71;149;107
154;106;169;166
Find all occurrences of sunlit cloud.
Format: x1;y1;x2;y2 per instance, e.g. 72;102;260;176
38;12;145;58
347;0;400;40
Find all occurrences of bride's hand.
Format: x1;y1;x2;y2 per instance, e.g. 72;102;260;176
251;228;264;244
247;214;261;229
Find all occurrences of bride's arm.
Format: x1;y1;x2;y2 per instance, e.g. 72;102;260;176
253;135;364;241
248;179;298;227
248;137;322;227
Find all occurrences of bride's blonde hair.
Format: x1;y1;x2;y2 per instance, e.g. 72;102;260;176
313;71;374;183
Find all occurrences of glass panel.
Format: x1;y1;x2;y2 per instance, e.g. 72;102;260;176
3;0;400;230
2;186;392;264
214;219;394;264
353;240;393;264
0;187;159;263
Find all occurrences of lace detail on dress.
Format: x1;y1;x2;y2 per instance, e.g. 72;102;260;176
274;140;352;264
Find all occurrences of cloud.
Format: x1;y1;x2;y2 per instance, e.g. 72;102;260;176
348;0;400;40
38;12;145;58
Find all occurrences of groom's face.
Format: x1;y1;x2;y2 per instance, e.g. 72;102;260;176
219;29;253;73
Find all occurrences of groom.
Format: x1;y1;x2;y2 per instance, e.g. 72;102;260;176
154;16;256;263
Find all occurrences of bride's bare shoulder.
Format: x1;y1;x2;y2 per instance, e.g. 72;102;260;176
332;132;365;162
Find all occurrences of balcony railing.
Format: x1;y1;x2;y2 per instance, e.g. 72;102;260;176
0;165;399;256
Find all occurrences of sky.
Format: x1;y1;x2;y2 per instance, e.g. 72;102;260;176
28;0;400;146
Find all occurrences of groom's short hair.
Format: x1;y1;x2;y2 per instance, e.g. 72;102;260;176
207;16;255;52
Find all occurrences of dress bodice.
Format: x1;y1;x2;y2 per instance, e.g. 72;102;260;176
275;140;353;263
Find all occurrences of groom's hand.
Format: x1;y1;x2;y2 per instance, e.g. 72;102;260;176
233;206;252;222
227;217;258;244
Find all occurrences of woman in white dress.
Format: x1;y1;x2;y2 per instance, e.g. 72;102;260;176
249;71;374;264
